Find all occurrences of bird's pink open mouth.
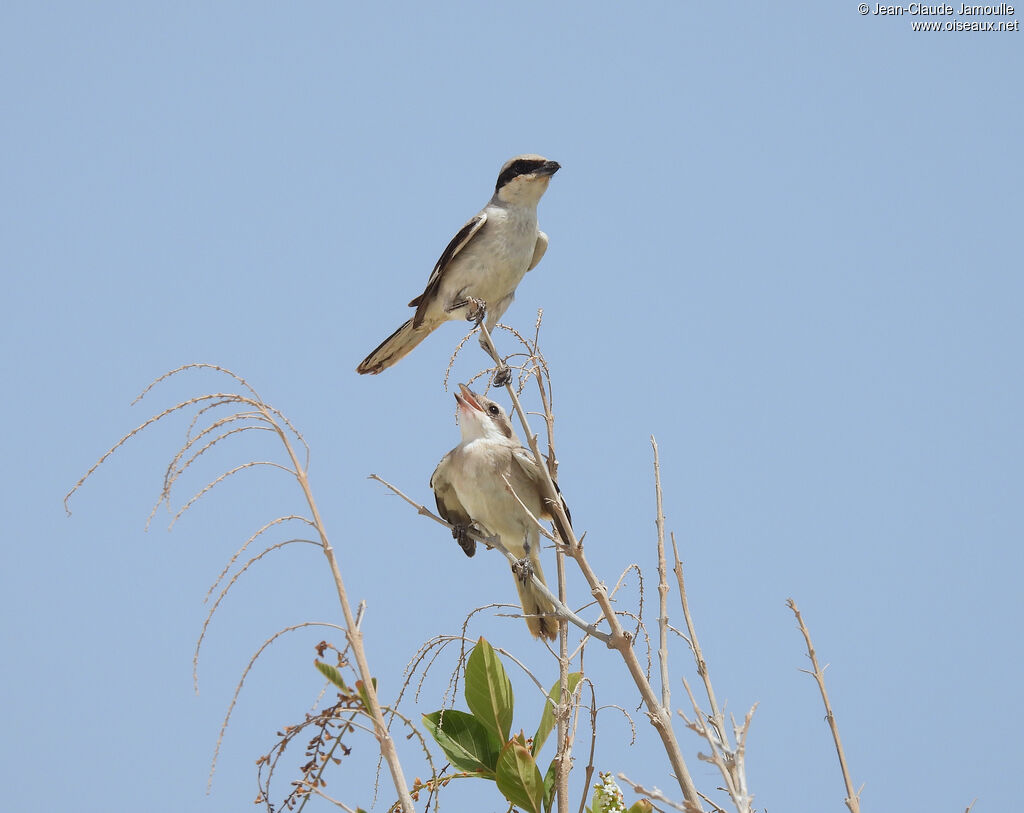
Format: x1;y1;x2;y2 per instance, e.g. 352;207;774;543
455;383;483;412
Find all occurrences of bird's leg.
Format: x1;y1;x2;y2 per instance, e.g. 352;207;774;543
476;323;512;387
453;298;510;384
450;523;476;557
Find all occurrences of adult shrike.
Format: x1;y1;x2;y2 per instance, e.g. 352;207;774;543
431;384;571;640
356;155;560;377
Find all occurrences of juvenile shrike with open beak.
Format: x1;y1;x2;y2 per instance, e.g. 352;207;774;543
356;155;560;377
430;384;571;640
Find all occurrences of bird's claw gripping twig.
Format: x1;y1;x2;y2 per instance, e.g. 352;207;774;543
511;556;535;584
492;364;512;388
464;297;487;326
451;523;476;557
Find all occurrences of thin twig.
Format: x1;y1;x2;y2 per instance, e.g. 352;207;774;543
652;437;671;713
616;774;689;813
273;409;415;813
678;679;755;813
170;460;296;529
672;531;756;812
576;682;599;813
204;515;314;603
368;473;609;643
193;538;320;690
500;473;558;544
64;393;255;515
478;322;703;811
67;367;414;811
209;621;347;790
787;598;860;813
555;432;572;813
670;532;725;745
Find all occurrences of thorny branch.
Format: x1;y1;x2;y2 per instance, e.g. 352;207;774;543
787;599;861;813
652;438;671;713
475;321;705;811
670;523;755;813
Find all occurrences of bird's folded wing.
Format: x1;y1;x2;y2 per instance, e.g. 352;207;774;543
430;455;473;530
510;447;573;542
527;230;548;272
408;213;488;325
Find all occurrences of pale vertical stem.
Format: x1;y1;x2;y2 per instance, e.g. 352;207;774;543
533;331;570;813
651;437;671;712
671;532;726;744
270;409;415;813
477;323;704;811
568;547;702;810
555;545;571;813
576;686;598;813
787;599;860;813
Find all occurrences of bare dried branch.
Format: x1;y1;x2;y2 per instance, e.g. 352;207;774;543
670;532;725;746
132;362;262;405
64;393;252;514
477;321;703;810
274;416;414;813
787;599;860;813
576;681;599;813
204;515;315;603
652;437;671;713
368;473;609;643
210;621;347;790
67;366;415;812
616;774;689;813
170;460;296;528
193;538;320;691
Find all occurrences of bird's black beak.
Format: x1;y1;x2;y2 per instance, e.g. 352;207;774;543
537;161;561;176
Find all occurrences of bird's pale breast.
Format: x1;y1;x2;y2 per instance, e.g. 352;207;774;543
439;206;538;308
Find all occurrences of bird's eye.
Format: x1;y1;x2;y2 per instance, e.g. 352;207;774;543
496;158;546;191
515;159;543;175
488;405;500;415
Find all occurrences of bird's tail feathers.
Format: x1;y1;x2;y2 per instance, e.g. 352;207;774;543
356;318;435;375
514;557;557;641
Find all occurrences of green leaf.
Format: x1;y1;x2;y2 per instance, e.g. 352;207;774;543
626;801;653;813
315;661;351;692
422;709;500;777
495;739;544;813
465;637;514;742
532;672;582;756
542;758;558;813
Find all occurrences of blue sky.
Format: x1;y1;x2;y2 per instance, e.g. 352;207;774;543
3;3;1021;811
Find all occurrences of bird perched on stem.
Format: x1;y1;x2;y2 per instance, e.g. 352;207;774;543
430;384;571;640
356;155;560;380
